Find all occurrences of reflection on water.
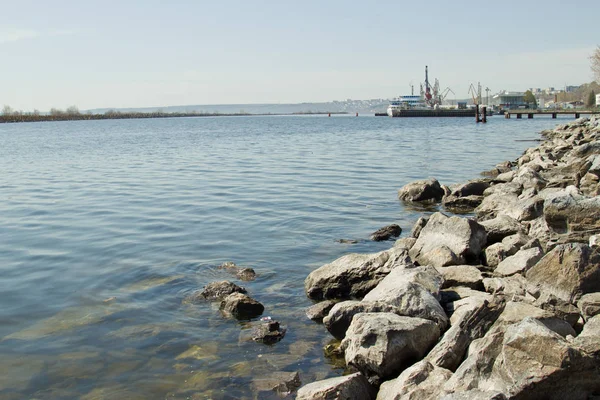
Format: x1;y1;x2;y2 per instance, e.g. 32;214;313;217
0;115;568;398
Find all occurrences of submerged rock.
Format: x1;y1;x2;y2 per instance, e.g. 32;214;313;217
192;281;246;301
251;320;286;344
219;293;264;319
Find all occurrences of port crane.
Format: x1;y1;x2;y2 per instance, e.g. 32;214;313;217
468;83;482;105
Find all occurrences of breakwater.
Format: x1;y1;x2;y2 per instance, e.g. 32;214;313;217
300;116;600;399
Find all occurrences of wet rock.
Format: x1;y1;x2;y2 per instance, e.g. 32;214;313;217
220;293;264;319
410;216;429;238
442;194;484;212
253;371;301;397
252;320;286;344
526;243;600;302
306;300;336;322
450;179;492;197
193;281;246;301
495;247;544;277
376;360;453;400
305;247;411;300
577;292;600;320
341;313;440;384
296;372;376;400
409;212;487;267
370;224;402;241
398;178;445;202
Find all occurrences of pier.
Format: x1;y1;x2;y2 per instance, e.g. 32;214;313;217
504;110;600;119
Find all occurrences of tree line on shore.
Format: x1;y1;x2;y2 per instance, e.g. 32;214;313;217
0;105;252;123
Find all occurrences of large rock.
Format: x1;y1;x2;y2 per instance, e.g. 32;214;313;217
305;247;411;300
296;372;375;400
488;301;576;338
494;247;544;277
409;213;487;267
362;266;448;329
341;313;440;384
577;292;600;320
544;191;600;233
425;295;505;371
446;317;600;399
436;265;483;290
398;178;445;202
376;360;453;400
440;390;507;400
479;215;526;245
526;243;600;302
324;300;396;340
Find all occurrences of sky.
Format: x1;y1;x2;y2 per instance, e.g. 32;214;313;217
1;0;598;111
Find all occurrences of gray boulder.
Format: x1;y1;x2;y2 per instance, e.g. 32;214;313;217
544;191;600;233
425;295;505;371
440;390;506;400
494;247;544;277
305;247;411;300
296;372;375;400
398;178;445;202
577;292;600;320
479;215;525;245
409;212;487;267
526;243;600;302
323;300;396;340
436;265;484;290
376;360;453;400
446;317;599;399
341;313;440;384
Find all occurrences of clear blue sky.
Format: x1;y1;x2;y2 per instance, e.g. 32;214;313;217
1;0;598;111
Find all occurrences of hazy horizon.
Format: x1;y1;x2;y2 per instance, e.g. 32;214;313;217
2;0;598;111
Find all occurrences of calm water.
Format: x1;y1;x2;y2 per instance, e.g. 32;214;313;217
0;115;569;399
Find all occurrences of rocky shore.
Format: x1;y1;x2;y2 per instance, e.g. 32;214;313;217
299;116;600;399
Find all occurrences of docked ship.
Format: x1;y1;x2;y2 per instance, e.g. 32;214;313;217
386;66;476;118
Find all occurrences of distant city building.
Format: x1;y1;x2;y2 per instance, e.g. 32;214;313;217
565;85;580;93
492;91;527;110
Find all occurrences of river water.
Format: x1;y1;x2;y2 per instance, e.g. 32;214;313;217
0;115;570;399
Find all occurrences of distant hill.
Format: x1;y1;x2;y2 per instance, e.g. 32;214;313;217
86;99;391;116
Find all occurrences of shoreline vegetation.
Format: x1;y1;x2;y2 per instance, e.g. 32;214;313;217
295;116;600;399
0;110;348;124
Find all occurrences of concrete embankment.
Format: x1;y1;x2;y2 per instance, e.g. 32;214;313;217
299;116;600;399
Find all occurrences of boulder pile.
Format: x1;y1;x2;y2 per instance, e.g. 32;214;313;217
301;116;600;399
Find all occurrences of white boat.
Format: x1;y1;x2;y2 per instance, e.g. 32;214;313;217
386;95;430;117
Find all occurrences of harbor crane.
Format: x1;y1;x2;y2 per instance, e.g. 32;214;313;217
468;83;482;105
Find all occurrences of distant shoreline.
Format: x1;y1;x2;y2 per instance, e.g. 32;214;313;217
0;111;348;124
